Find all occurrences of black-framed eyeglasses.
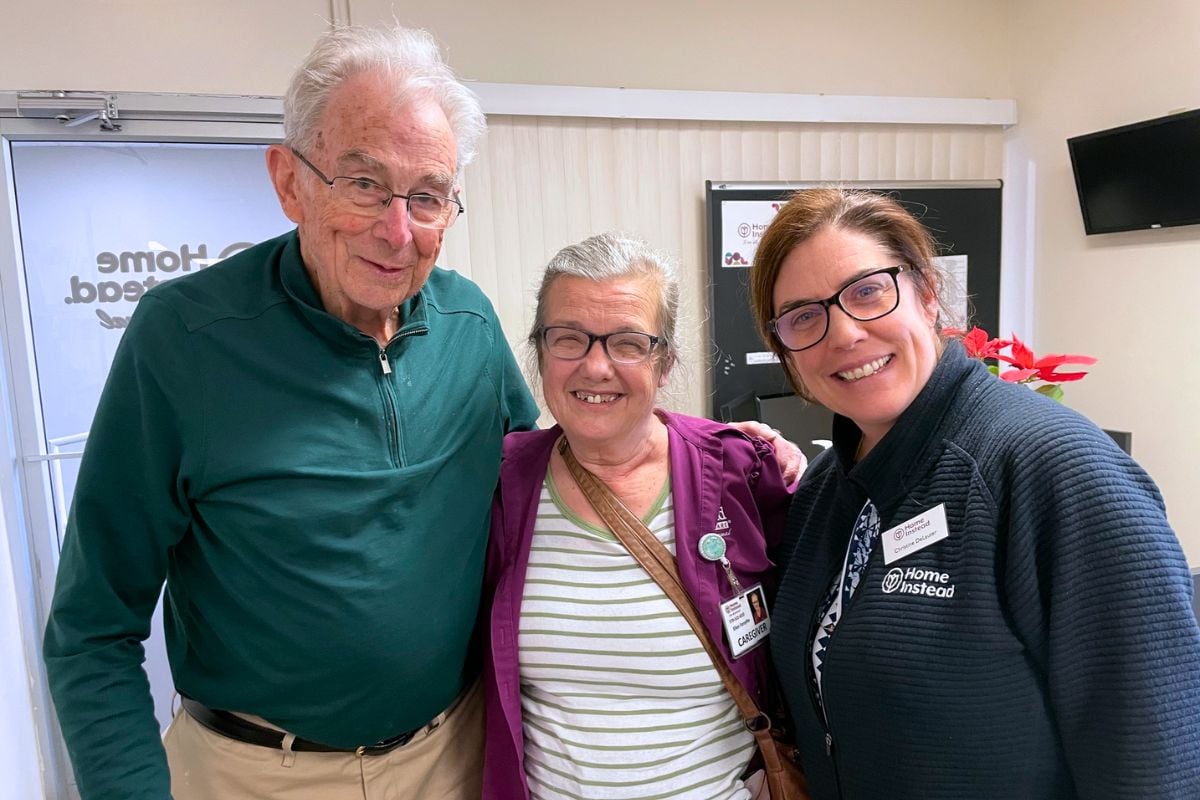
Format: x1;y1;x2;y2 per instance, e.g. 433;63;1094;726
769;265;910;352
289;148;464;230
536;326;663;365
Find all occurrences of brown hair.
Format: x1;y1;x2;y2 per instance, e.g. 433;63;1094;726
748;188;948;400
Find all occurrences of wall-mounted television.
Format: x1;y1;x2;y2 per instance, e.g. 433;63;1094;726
1067;109;1200;235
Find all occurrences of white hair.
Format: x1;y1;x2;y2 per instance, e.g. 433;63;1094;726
529;232;681;367
282;25;485;172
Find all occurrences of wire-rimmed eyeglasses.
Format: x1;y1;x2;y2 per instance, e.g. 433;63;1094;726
536;326;663;365
769;265;910;352
290;148;463;230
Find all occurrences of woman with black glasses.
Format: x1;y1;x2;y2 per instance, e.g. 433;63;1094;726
748;188;1200;800
481;233;802;800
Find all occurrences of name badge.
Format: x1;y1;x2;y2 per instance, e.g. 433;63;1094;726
720;584;770;659
881;504;949;565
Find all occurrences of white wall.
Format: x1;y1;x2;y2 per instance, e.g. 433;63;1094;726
367;0;1012;97
0;1;1012;99
1;0;332;95
1009;0;1200;565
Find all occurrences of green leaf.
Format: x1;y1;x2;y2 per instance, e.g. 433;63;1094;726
987;364;999;377
1036;384;1064;403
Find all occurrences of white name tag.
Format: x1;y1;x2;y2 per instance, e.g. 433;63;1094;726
720;584;770;659
881;504;949;565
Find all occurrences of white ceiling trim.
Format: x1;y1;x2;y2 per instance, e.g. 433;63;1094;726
1;85;1017;128
468;82;1016;127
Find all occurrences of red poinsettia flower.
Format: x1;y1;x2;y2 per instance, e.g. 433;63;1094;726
996;334;1097;385
999;367;1039;383
949;327;1097;402
952;326;1011;360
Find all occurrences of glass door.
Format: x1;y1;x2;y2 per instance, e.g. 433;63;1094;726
0;115;291;797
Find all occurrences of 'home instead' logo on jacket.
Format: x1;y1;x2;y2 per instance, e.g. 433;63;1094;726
881;566;956;599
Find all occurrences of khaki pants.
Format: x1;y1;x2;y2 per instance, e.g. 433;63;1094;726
164;680;484;800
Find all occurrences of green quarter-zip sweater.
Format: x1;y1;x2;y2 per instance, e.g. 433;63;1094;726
44;230;539;800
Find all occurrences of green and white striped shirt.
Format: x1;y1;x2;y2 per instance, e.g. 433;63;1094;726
518;473;754;800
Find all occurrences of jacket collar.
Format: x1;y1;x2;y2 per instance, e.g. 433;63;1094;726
277;230;430;351
501;411;725;533
831;339;983;515
659;409;723;534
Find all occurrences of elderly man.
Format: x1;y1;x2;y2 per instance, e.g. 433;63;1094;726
43;25;537;800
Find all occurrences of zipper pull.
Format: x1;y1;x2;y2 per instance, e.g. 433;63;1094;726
378;349;392;375
825;732;834;756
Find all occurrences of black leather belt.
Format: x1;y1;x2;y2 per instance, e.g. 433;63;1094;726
180;696;418;756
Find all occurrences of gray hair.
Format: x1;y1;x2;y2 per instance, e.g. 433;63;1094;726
282;25;486;172
529;233;681;373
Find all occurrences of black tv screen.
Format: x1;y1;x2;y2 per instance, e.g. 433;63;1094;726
1067;109;1200;235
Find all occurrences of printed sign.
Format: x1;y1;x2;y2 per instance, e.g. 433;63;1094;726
12;141;291;445
931;254;969;325
719;200;783;268
745;351;781;365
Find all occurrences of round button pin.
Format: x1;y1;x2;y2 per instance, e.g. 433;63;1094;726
698;532;727;562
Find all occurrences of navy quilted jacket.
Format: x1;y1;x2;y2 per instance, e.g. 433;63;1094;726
772;340;1200;799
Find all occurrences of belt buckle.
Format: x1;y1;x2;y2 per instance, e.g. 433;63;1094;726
354;729;416;757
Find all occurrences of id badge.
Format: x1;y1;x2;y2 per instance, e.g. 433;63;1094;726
720;584;770;659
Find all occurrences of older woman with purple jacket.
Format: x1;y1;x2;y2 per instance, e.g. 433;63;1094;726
481;233;795;800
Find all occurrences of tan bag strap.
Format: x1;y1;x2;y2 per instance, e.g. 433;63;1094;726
557;437;789;776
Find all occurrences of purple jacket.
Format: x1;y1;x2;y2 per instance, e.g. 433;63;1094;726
481;410;793;799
